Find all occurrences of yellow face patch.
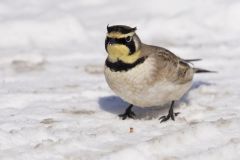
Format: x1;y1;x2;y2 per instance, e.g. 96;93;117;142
107;32;135;39
107;44;141;64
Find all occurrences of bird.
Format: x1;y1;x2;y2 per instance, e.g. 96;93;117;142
104;25;214;122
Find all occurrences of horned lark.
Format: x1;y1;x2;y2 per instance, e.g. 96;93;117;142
104;25;214;122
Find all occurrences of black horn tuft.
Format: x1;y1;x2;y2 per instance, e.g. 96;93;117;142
132;27;137;32
107;24;110;32
107;25;137;34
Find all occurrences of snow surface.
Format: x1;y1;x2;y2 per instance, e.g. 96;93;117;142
0;0;240;159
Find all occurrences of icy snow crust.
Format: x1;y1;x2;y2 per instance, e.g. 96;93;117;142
0;0;240;159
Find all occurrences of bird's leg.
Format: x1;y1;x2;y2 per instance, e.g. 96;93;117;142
119;104;136;120
159;101;180;123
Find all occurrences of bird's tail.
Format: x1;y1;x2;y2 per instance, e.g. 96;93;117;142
183;58;202;62
182;58;217;73
194;68;217;73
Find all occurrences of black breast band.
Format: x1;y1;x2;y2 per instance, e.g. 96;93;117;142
105;57;147;72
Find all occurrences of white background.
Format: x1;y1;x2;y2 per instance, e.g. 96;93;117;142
0;0;240;159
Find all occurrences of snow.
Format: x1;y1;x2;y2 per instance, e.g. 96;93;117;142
0;0;240;159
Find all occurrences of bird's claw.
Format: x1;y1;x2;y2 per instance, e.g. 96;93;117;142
159;112;180;123
119;111;136;120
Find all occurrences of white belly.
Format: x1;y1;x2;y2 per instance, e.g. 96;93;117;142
104;58;192;107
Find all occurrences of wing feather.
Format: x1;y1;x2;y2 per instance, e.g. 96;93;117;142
141;44;194;84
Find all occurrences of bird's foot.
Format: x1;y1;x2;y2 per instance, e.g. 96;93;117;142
159;112;180;123
119;105;136;120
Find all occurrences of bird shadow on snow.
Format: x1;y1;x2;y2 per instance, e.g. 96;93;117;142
98;80;212;120
181;80;213;105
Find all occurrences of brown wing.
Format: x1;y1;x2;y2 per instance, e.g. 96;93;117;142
176;61;194;84
141;44;194;84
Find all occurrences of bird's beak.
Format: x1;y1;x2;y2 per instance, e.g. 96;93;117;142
108;38;116;45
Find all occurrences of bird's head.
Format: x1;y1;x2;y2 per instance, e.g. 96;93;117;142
105;25;142;63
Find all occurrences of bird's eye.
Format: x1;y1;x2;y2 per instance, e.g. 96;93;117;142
126;36;132;42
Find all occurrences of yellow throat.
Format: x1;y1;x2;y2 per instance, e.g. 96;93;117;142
107;44;141;64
